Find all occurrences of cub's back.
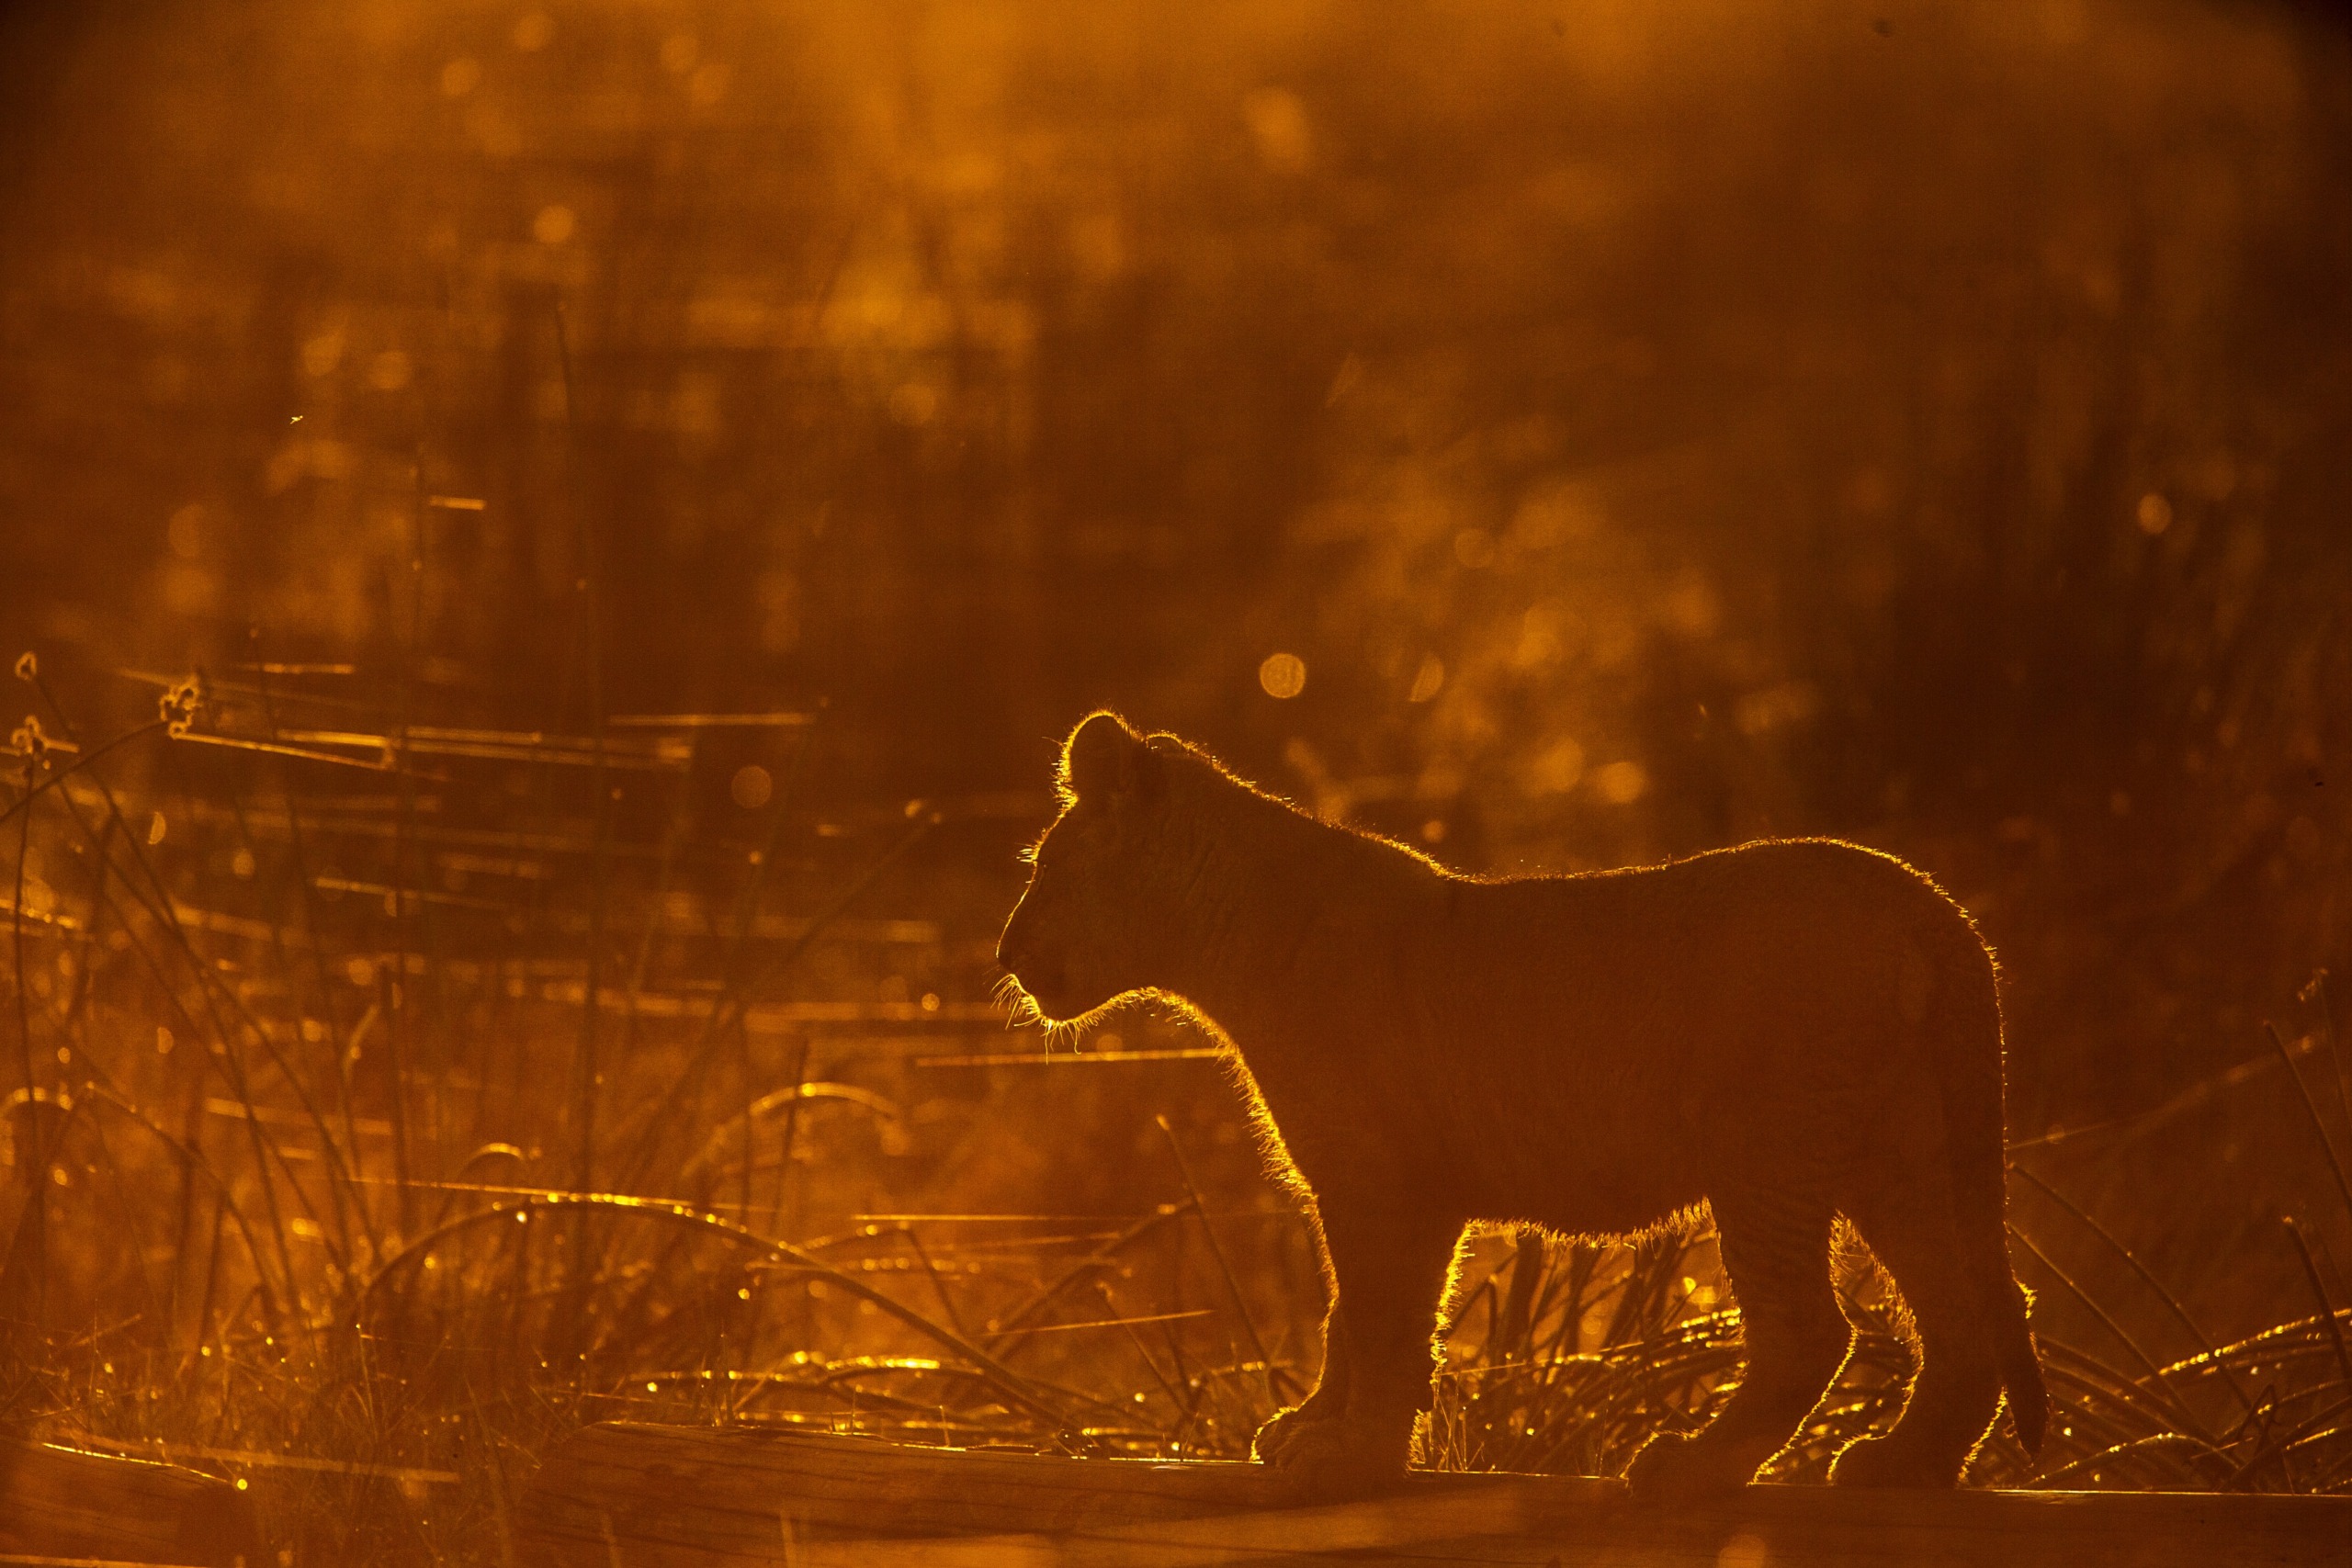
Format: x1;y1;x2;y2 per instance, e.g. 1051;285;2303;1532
1433;837;1972;996
1409;840;1987;1112
1384;839;1992;1223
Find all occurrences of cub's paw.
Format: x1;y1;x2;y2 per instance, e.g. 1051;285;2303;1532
1252;1402;1340;1466
1623;1431;1751;1504
1254;1418;1408;1504
1828;1434;1962;1490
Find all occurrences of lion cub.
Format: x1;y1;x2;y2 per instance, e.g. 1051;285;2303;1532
997;713;2046;1500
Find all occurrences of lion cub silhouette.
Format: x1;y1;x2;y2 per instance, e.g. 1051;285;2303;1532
997;713;2046;1500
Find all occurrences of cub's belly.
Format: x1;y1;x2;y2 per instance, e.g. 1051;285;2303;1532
1237;1044;1703;1235
1435;1070;1707;1236
1459;1129;1705;1236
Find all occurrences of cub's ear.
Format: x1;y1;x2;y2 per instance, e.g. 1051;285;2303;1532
1064;712;1161;805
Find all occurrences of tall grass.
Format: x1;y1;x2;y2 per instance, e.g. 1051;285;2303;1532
2;654;2349;1565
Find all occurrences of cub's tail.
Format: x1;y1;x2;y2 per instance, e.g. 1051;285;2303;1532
1927;918;2049;1456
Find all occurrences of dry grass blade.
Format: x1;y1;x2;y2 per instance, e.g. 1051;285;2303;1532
915;1048;1225;1066
2007;1222;2213;1442
2269;1023;2352;1225
358;1193;1079;1433
605;713;815;729
2285;1219;2352;1392
1153;1116;1283;1405
2014;1165;2256;1416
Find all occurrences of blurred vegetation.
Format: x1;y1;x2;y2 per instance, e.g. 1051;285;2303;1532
1;0;2350;1559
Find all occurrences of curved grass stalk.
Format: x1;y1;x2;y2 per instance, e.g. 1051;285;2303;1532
40;746;361;1288
2270;1023;2352;1224
2035;1429;2233;1489
0;722;170;836
354;1191;1079;1434
2014;1163;2254;1416
2008;1221;2212;1441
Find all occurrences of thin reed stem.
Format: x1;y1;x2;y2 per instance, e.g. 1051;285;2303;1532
10;755;44;1340
2014;1164;2254;1416
2269;1023;2352;1229
1155;1113;1283;1405
2007;1221;2210;1441
2285;1217;2352;1392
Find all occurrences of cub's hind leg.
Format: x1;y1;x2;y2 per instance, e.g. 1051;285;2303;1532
1833;1179;2004;1488
1627;1191;1851;1502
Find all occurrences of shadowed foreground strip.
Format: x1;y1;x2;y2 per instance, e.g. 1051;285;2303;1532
0;1436;266;1567
514;1423;2352;1567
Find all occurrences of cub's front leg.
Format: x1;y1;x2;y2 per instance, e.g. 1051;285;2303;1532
1253;1303;1350;1463
1254;1208;1460;1501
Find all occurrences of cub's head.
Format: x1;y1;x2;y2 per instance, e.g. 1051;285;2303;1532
997;711;1186;1026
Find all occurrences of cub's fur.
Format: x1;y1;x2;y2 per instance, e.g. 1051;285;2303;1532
997;713;2047;1500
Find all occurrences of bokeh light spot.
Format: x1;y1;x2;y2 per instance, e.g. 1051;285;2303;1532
512;12;554;52
1259;651;1306;699
300;332;344;378
439;57;481;97
1525;738;1585;795
367;350;413;391
1716;1529;1768;1568
2136;491;2173;535
166;503;205;559
532;204;577;245
730;763;774;809
1666;575;1722;637
1240;87;1312;175
1408;654;1445;703
688;62;731;107
888;382;939;426
1595;760;1650;805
